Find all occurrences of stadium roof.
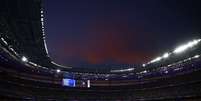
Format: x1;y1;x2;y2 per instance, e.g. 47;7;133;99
0;0;70;70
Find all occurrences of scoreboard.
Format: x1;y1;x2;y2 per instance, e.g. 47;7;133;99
62;78;90;88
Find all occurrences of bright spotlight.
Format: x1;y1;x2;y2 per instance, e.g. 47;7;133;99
142;70;147;73
163;53;169;58
164;71;168;74
21;56;28;62
56;69;61;73
151;57;162;63
173;45;189;54
194;55;200;58
173;39;201;54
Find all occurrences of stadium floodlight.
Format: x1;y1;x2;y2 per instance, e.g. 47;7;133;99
87;80;90;88
150;57;162;63
173;44;190;54
173;39;201;54
56;69;61;73
127;68;134;71
21;56;28;62
164;71;168;74
194;55;200;58
142;70;147;73
1;37;8;45
163;53;169;58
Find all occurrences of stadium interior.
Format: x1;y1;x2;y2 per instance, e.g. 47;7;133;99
0;0;201;101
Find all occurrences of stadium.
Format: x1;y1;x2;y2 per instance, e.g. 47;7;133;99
0;0;201;101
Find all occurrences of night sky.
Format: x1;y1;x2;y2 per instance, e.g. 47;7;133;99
43;0;201;68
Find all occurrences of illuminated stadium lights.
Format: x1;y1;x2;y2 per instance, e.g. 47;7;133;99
147;53;169;64
173;45;189;54
140;70;148;74
150;57;162;63
87;80;90;88
194;55;200;58
110;68;134;73
164;71;169;74
173;39;201;54
56;69;61;73
41;18;44;22
122;75;128;78
21;56;28;62
127;68;134;71
146;39;201;65
29;61;37;66
163;53;169;58
1;37;8;45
